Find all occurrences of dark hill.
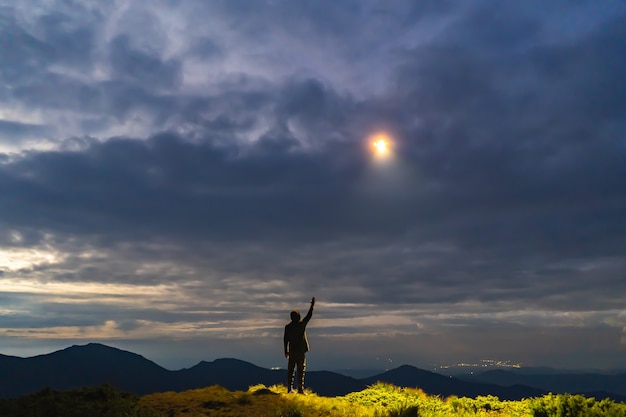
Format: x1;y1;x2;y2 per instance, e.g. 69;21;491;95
0;345;365;398
0;343;171;397
362;365;547;400
179;359;365;396
177;358;283;391
461;369;626;397
304;371;366;396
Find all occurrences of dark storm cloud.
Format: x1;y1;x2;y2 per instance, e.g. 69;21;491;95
1;4;195;138
108;34;182;89
0;129;360;243
0;120;48;141
369;3;626;313
1;0;625;369
0;9;55;83
389;4;626;249
0;4;98;82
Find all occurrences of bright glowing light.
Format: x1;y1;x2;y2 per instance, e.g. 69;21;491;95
370;133;392;158
373;138;388;154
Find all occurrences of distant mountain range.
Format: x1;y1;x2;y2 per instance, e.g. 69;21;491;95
459;369;626;399
1;343;624;402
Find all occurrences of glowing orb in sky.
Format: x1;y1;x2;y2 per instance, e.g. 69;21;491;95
373;138;388;153
371;134;391;157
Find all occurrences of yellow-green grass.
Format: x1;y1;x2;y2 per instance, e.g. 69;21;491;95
139;384;371;417
2;382;625;417
137;382;626;417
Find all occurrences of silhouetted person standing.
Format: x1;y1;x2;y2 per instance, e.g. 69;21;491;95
284;296;315;393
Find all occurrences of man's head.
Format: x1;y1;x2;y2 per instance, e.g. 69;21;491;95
290;309;300;322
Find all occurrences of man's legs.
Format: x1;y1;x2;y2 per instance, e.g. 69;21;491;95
296;354;306;393
287;356;296;392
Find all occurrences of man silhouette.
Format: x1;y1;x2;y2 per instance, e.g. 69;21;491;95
284;296;315;393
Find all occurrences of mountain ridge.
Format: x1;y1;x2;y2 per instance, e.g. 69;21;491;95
1;343;624;402
361;364;549;400
460;368;626;398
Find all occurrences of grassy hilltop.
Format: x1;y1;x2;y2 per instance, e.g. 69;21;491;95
1;382;625;417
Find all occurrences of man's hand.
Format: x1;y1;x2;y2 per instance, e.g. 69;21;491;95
285;353;289;358
311;297;316;306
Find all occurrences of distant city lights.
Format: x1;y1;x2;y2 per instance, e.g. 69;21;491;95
436;359;522;370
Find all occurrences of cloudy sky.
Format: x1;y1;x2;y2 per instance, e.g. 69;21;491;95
1;0;625;372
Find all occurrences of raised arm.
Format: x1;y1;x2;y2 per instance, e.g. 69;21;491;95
302;297;315;325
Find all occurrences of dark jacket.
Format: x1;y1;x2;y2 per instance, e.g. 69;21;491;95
284;303;314;355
